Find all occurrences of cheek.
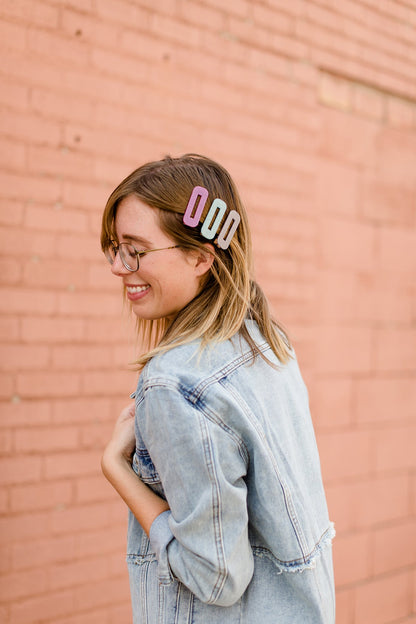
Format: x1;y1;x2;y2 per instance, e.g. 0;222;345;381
164;255;194;279
169;264;200;297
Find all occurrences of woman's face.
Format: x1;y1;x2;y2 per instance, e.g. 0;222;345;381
110;195;211;321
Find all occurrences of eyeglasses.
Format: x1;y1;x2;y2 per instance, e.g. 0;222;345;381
104;241;180;272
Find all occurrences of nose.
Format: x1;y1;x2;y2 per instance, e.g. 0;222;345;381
110;251;130;276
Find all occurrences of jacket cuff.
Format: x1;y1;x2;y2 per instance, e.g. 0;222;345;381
149;510;174;584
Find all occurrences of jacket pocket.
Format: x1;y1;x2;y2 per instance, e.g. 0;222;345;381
133;448;160;484
132;450;167;500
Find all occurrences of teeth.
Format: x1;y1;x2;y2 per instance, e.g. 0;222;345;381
126;285;149;294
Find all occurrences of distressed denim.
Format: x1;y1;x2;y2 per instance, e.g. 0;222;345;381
128;321;335;623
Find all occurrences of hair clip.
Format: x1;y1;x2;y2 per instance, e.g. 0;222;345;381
183;186;240;250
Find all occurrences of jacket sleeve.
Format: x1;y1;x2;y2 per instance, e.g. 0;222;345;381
139;383;254;607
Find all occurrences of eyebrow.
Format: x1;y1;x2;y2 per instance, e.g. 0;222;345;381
120;234;153;247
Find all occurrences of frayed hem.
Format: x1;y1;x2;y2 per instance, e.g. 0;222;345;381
253;522;336;574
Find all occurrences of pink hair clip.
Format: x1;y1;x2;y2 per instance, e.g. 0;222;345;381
183;185;240;250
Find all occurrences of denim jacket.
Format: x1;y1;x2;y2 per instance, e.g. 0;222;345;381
128;321;335;623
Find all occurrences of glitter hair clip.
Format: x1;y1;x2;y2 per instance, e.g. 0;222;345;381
183;186;240;250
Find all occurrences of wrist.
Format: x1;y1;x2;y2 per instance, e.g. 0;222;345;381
101;443;132;481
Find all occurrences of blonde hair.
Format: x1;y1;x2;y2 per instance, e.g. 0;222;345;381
101;154;292;369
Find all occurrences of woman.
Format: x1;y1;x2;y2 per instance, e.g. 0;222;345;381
101;154;335;623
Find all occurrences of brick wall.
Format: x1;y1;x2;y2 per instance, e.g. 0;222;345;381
0;1;415;622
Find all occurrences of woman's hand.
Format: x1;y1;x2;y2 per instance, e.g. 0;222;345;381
101;402;170;535
102;403;136;474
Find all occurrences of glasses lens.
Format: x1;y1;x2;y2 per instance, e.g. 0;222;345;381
119;243;138;271
104;244;116;265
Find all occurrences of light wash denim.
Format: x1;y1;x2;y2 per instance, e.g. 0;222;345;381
128;321;335;623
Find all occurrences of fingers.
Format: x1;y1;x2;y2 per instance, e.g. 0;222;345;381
118;402;135;422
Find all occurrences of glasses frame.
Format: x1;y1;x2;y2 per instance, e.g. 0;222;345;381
105;241;180;272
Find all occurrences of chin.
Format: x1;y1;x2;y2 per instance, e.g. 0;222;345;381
131;308;174;322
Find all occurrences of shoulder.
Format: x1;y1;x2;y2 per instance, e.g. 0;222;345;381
140;321;271;393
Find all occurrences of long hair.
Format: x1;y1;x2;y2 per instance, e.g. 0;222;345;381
101;154;292;369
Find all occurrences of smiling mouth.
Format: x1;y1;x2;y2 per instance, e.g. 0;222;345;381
126;285;150;294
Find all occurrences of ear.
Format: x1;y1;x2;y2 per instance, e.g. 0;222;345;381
193;243;215;278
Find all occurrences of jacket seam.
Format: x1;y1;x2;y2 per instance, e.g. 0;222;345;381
198;412;228;603
191;342;271;401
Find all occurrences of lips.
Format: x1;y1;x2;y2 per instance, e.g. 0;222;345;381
124;284;151;302
125;284;150;294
